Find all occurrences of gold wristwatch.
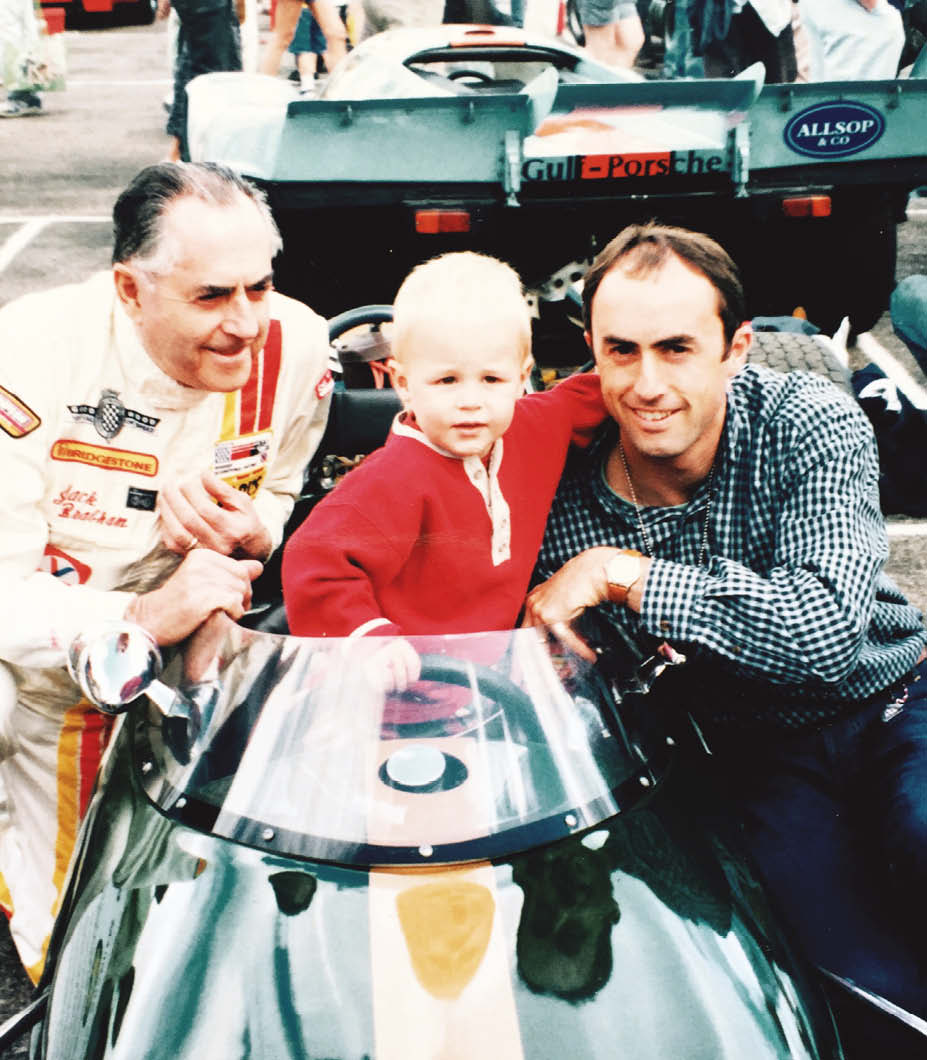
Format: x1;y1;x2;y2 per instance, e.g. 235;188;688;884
604;549;645;606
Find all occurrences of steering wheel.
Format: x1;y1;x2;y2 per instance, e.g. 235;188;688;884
327;303;393;343
388;654;543;746
447;68;497;84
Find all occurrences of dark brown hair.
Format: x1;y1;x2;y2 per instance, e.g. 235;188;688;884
582;222;746;347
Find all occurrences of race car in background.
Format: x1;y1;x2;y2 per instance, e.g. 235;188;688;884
186;22;927;358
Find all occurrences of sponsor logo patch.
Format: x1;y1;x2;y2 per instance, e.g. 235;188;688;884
51;439;158;476
214;430;271;498
0;384;40;438
126;486;158;511
39;544;91;585
68;389;160;440
783;101;886;159
316;368;334;400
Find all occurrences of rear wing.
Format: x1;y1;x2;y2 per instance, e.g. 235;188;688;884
186;64;927;200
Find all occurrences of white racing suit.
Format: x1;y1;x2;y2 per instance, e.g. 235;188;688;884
0;272;332;981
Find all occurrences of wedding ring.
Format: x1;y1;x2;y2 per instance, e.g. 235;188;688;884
185;535;199;552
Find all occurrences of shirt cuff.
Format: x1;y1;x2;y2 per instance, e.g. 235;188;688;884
639;558;707;642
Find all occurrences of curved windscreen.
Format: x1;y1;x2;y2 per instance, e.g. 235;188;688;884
134;620;669;866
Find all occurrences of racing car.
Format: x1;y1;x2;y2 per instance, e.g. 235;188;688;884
185;22;927;348
23;616;846;1059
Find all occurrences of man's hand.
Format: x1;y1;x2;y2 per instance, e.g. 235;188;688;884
125;549;263;645
523;547;651;660
156;0;170;18
159;470;273;561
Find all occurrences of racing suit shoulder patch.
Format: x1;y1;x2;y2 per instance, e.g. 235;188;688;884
316;368;334;400
0;384;41;438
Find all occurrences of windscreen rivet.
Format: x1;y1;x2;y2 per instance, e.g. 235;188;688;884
419;845;434;858
639;776;651;788
262;828;275;842
565;813;578;828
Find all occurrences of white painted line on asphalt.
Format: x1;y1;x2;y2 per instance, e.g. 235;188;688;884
856;331;927;410
0;216;111;273
67;79;171;86
0;220;49;274
887;521;927;537
0;216;109;224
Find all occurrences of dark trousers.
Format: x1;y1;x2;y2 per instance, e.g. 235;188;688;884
700;660;927;1018
702;2;797;82
168;0;242;158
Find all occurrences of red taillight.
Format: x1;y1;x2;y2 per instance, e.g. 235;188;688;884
449;28;526;46
781;195;832;218
415;209;472;234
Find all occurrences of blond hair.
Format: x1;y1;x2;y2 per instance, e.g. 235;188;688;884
392;252;532;365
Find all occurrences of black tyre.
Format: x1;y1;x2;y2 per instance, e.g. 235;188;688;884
750;330;852;393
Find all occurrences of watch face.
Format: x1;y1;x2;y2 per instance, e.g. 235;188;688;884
607;553;641;588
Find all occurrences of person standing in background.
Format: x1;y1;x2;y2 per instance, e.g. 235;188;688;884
574;0;645;69
1;0;48;116
801;0;904;80
159;0;243;160
260;0;346;77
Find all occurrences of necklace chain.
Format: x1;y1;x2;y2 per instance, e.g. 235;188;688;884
616;441;714;568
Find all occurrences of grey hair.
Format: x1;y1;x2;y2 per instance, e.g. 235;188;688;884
111;162;282;271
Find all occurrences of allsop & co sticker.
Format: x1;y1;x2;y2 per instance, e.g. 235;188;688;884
784;101;886;159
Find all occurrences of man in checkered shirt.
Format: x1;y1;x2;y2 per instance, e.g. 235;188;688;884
524;222;927;1019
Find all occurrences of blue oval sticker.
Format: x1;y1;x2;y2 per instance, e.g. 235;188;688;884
783;101;885;159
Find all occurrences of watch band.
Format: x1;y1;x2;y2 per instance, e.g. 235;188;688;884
605;549;645;606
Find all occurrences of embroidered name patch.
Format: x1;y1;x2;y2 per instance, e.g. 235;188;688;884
51;439;158;476
0;384;40;438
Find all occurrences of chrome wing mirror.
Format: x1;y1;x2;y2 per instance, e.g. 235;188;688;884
68;622;164;715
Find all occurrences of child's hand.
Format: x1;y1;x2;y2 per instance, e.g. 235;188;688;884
364;638;421;694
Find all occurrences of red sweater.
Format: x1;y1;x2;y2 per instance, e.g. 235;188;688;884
282;373;606;636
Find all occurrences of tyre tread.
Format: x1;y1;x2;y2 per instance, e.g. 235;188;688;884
750;331;852;393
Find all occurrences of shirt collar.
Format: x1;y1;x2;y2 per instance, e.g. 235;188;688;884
391;411;502;470
391;412;510;564
113;297;212;412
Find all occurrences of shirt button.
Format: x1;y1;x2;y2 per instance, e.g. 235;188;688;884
659;620;670;633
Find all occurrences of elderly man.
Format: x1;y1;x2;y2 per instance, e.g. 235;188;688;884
524;222;927;1016
0;161;332;980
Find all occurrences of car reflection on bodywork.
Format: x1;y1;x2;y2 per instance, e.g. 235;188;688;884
34;622;839;1058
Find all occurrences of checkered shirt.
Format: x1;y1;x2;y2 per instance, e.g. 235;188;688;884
537;363;927;730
